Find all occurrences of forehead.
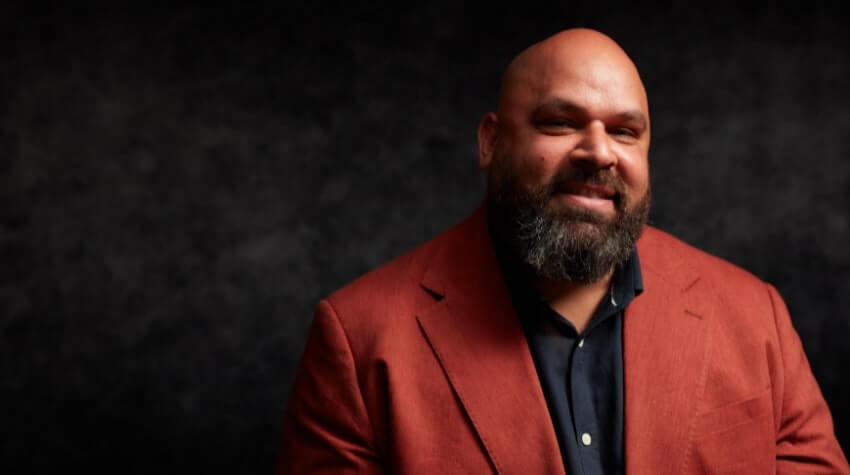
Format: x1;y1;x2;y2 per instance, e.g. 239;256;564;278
501;46;649;118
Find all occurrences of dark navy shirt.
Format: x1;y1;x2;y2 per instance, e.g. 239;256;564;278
505;252;643;475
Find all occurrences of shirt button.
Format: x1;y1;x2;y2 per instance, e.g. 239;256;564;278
581;432;592;446
578;339;585;348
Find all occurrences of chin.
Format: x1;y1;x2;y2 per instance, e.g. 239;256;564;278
566;221;610;240
551;205;616;228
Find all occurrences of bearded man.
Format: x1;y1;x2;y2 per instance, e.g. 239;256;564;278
280;29;848;474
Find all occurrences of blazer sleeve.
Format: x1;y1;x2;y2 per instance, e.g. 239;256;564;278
767;284;850;473
278;300;383;474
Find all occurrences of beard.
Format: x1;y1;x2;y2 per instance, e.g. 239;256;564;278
487;154;651;284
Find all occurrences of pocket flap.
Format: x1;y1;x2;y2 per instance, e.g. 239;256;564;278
695;388;773;436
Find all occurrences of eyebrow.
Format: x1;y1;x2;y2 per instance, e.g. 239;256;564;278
533;98;648;130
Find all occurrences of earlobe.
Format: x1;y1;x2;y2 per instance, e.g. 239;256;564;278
477;112;499;169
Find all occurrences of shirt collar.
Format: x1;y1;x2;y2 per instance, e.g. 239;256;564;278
597;249;643;319
498;245;644;333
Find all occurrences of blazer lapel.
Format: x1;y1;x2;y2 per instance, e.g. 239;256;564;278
416;206;564;475
624;230;714;473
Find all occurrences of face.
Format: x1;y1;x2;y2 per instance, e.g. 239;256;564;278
481;39;652;283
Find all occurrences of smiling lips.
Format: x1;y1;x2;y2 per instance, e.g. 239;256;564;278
554;182;617;212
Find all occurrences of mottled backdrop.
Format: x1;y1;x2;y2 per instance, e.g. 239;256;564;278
2;3;848;473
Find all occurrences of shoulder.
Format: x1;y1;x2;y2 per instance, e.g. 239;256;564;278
638;225;769;293
320;210;477;334
635;225;793;369
637;225;782;329
326;221;452;307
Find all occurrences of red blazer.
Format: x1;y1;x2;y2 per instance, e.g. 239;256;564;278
281;206;848;474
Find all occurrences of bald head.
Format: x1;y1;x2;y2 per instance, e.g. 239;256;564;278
497;28;648;124
479;29;652;286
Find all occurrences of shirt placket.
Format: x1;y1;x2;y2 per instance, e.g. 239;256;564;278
570;328;602;474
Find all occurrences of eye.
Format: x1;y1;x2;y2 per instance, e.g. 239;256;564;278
610;127;634;136
609;127;638;139
536;117;580;132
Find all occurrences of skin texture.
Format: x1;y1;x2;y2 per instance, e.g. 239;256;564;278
478;28;652;332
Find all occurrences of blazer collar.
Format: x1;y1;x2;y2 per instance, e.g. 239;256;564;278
417;203;565;475
624;228;714;473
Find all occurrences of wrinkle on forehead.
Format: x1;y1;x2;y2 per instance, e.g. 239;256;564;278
497;28;648;119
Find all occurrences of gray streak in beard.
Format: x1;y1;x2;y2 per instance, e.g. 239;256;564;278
487;161;650;284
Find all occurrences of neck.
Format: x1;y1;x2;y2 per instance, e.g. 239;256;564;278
536;270;614;334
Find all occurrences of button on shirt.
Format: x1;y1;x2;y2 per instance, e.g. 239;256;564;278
508;252;643;475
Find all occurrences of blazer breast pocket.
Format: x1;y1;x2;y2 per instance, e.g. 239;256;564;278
690;388;775;474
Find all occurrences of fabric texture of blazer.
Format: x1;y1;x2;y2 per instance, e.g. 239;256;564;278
281;205;849;474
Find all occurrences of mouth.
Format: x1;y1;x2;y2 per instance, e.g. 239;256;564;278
558;182;615;199
553;182;617;212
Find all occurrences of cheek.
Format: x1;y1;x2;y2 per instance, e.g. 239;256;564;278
616;150;650;194
500;142;555;185
516;138;572;180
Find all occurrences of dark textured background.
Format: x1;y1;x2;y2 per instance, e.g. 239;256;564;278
2;3;848;473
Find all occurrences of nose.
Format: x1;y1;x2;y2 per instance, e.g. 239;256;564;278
571;120;616;169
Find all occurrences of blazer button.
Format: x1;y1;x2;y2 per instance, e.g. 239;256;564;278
581;432;592;446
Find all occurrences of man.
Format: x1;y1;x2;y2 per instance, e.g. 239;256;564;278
281;29;849;474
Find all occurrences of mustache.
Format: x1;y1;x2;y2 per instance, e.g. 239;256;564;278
548;167;627;205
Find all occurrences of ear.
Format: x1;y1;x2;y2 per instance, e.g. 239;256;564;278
477;112;499;170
